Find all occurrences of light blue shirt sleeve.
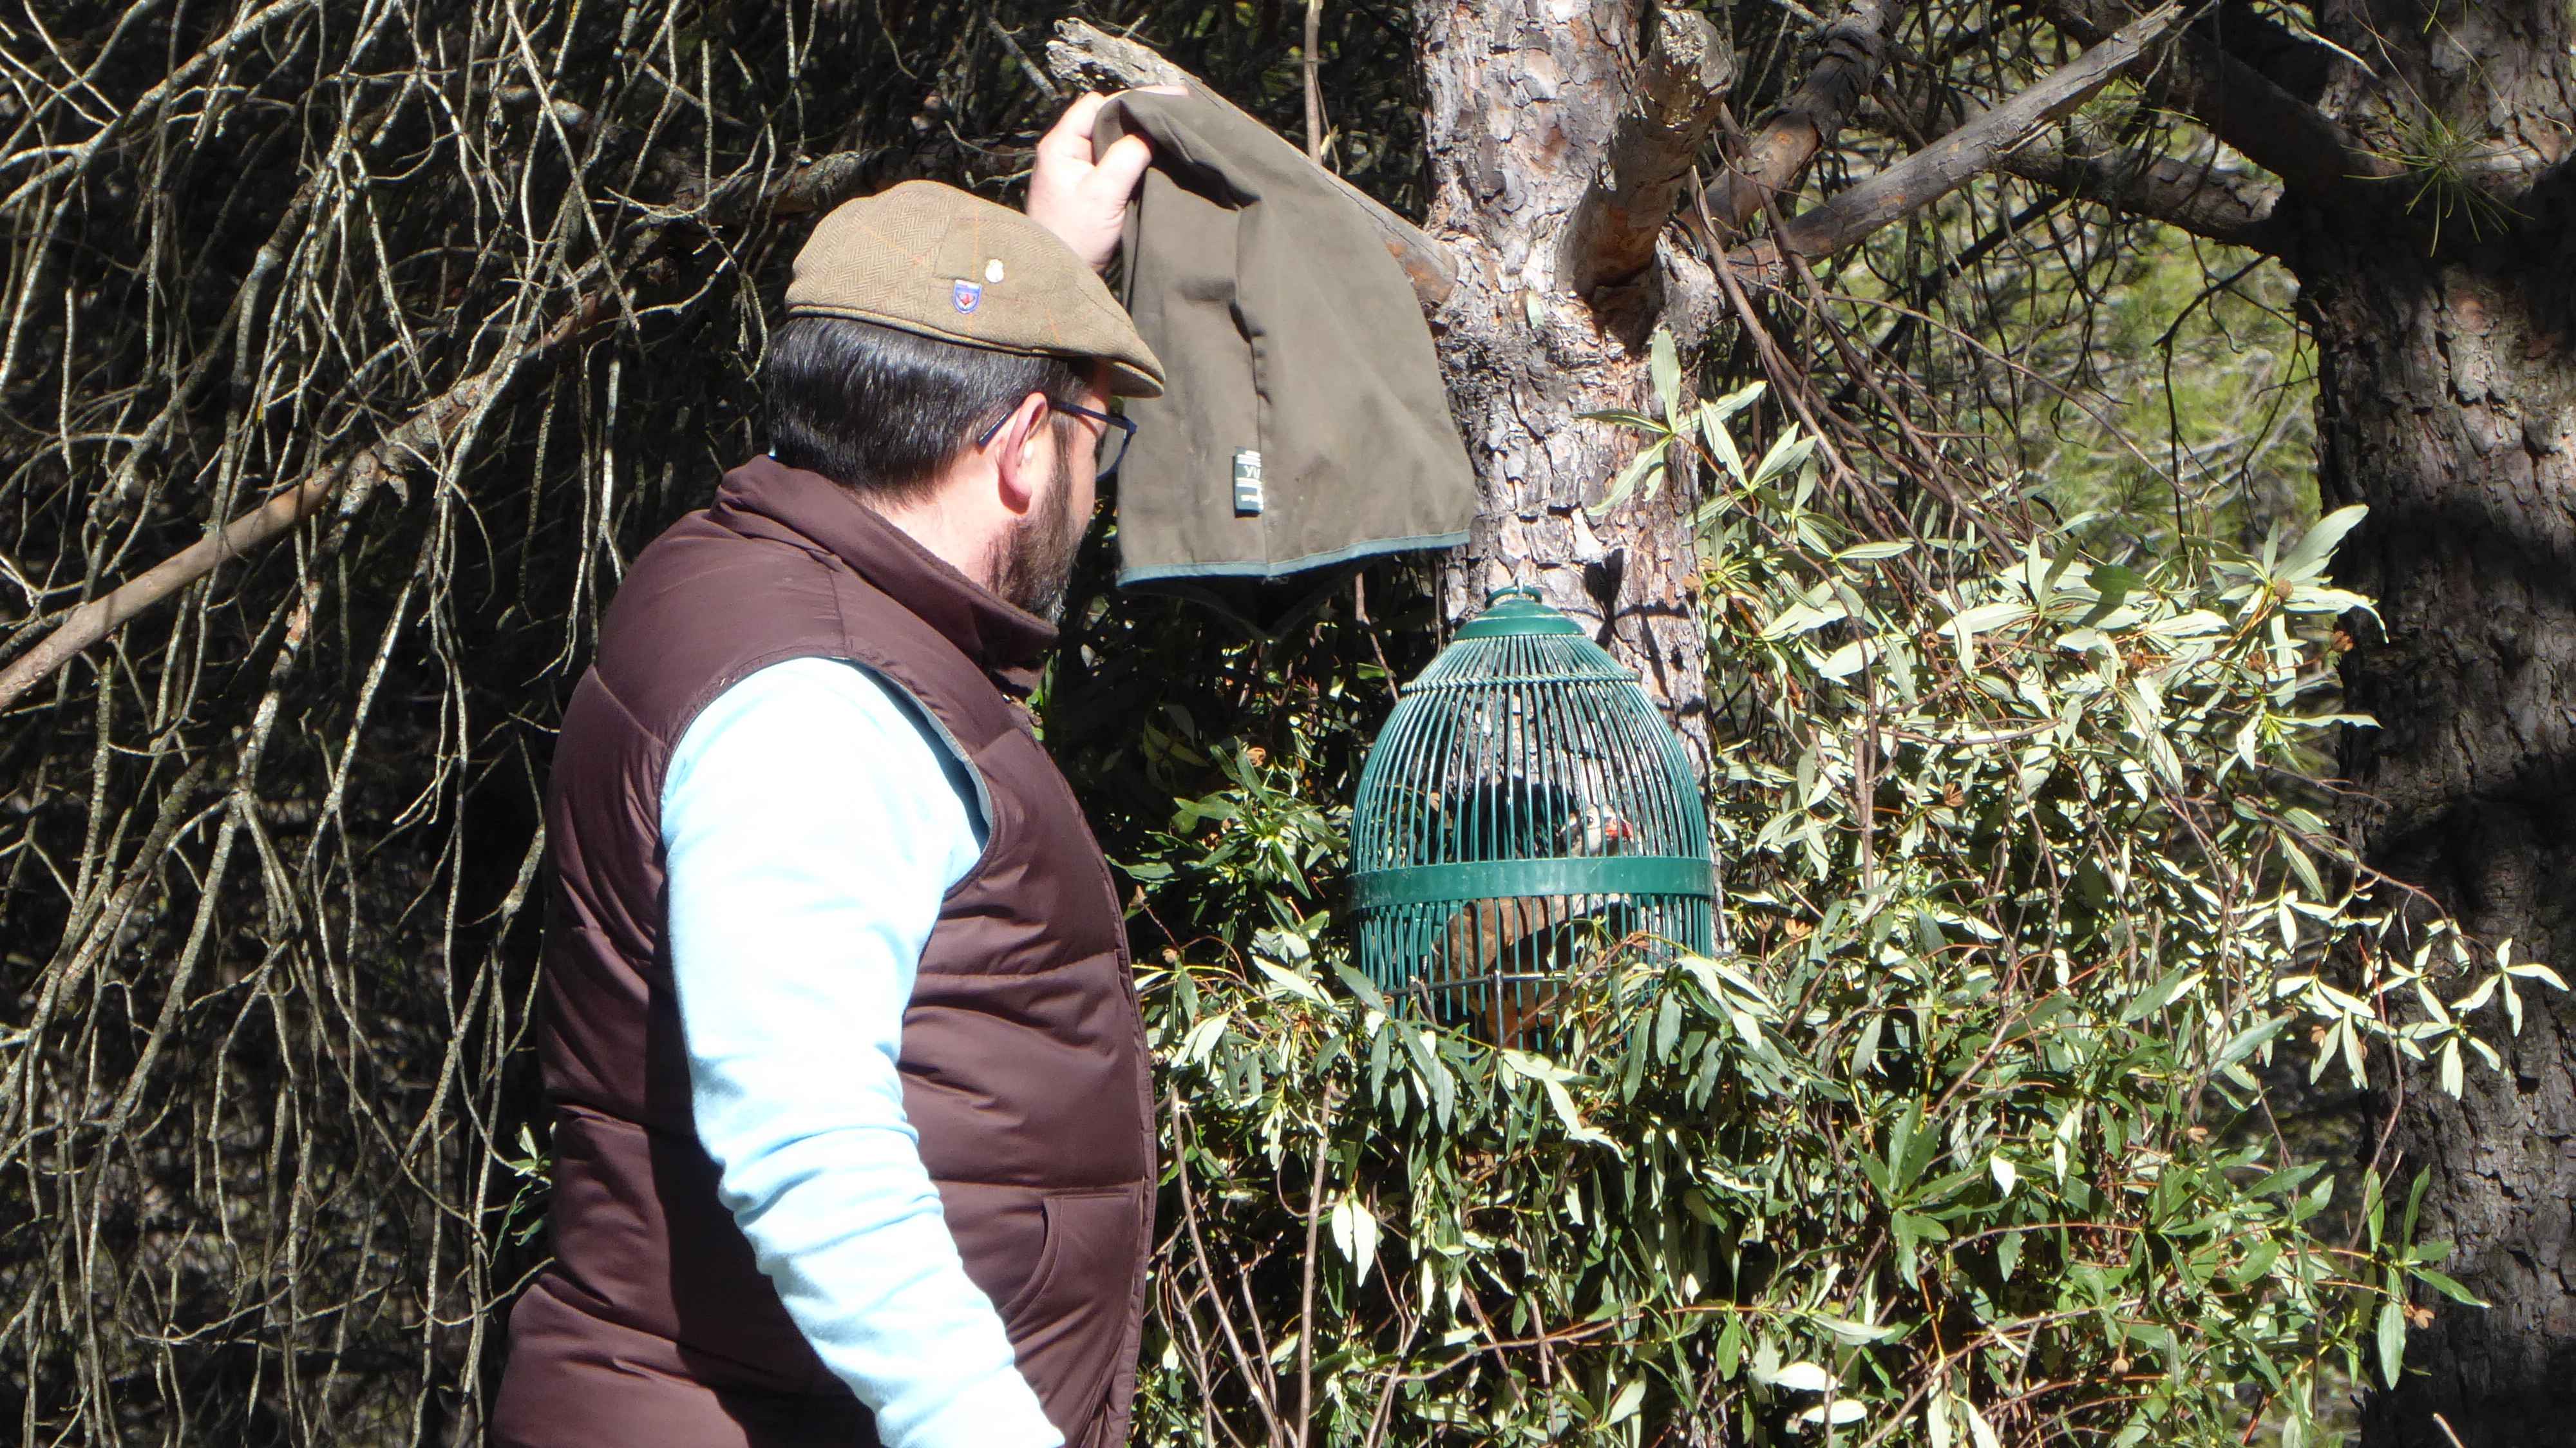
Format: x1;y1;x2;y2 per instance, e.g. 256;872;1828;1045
661;657;1061;1448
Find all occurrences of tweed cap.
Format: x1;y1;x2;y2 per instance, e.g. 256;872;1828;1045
785;180;1165;398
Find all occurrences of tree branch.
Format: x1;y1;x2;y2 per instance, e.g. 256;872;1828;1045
1773;5;2186;256
1561;6;1738;299
0;300;607;714
0;131;906;717
1703;0;1902;239
2040;0;2397;204
2191;0;2337;104
1993;135;2282;247
1045;19;1454;310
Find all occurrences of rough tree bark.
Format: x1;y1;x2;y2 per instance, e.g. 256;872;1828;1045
2318;237;2576;1445
2288;5;2576;1442
1410;1;1742;756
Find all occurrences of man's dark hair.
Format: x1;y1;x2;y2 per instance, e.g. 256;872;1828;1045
762;314;1086;500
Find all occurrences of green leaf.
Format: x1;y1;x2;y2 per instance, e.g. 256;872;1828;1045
1814;1313;1905;1344
2215;1013;2289;1071
2410;1268;2484;1306
1649;326;1682;426
2505;961;2569;989
1760;596;1852;639
2079;564;2145;625
1768;1361;1837;1393
1748;425;1815;491
1716;1315;1745;1378
2281;504;2368;580
1330;962;1388;1013
1578;408;1671;433
2376;1299;2407;1388
1816;638;1876;680
1946;599;2029;642
1836;540;1913;562
1700;397;1750;483
1329;1196;1381;1285
1176;1013;1231;1067
1706;377;1766;420
1603;1377;1645;1427
1253;958;1327;1003
1600;437;1672;510
1541;1077;1621;1153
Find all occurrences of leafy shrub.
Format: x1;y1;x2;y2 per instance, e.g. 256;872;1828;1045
1089;376;2555;1447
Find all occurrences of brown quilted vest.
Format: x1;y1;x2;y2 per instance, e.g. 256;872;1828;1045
494;455;1155;1447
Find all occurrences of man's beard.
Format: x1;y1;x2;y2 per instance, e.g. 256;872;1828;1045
988;447;1082;623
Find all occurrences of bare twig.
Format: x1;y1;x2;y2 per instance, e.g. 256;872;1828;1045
1301;0;1325;164
1294;1083;1339;1447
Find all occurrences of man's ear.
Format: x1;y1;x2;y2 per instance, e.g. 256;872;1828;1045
989;391;1053;517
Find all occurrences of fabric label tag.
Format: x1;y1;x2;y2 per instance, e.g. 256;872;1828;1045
1232;450;1264;516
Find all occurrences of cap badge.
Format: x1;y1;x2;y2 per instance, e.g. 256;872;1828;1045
984;258;1005;283
952;279;982;314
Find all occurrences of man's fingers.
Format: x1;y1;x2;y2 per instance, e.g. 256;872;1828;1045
1036;91;1108;162
1085;133;1153;202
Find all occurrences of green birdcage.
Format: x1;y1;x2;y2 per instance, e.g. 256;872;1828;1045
1350;587;1717;1045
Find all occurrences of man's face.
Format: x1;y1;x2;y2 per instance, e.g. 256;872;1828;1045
990;366;1109;623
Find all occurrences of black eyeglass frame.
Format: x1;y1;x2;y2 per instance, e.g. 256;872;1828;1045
973;397;1137;481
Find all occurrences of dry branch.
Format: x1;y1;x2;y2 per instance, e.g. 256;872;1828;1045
1562;6;1738;298
1994;135;2281;248
0;121;906;718
1703;0;1902;239
2040;0;2398;204
1772;6;2185;257
1043;19;1455;310
0;301;603;712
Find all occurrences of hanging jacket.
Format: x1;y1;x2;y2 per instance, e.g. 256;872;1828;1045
1096;88;1477;587
494;455;1155;1448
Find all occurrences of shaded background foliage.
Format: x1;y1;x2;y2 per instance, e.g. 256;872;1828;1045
0;0;2468;1443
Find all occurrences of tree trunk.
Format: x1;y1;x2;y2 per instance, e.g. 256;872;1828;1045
2295;7;2576;1436
1410;0;1722;758
2316;244;2576;1443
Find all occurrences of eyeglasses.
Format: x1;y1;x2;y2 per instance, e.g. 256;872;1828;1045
974;397;1137;481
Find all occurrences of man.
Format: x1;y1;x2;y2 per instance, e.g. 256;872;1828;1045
494;93;1166;1448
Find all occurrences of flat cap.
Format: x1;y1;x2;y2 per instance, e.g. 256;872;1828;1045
786;180;1165;398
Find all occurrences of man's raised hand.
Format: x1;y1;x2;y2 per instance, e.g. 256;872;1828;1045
1024;90;1173;273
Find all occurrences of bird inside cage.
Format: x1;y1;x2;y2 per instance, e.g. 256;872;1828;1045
1431;897;1633;1048
1426;797;1640;1047
1430;777;1635;862
1560;803;1637;856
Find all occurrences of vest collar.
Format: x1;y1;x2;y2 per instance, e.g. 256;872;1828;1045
710;454;1059;696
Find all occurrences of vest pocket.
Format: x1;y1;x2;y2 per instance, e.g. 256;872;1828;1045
999;1185;1139;1329
998;1182;1146;1439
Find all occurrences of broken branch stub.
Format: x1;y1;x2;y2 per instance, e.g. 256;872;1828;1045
1043;19;1454;311
1703;0;1901;240
1561;5;1738;303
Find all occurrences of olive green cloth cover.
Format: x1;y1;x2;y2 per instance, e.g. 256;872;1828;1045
1097;90;1476;586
